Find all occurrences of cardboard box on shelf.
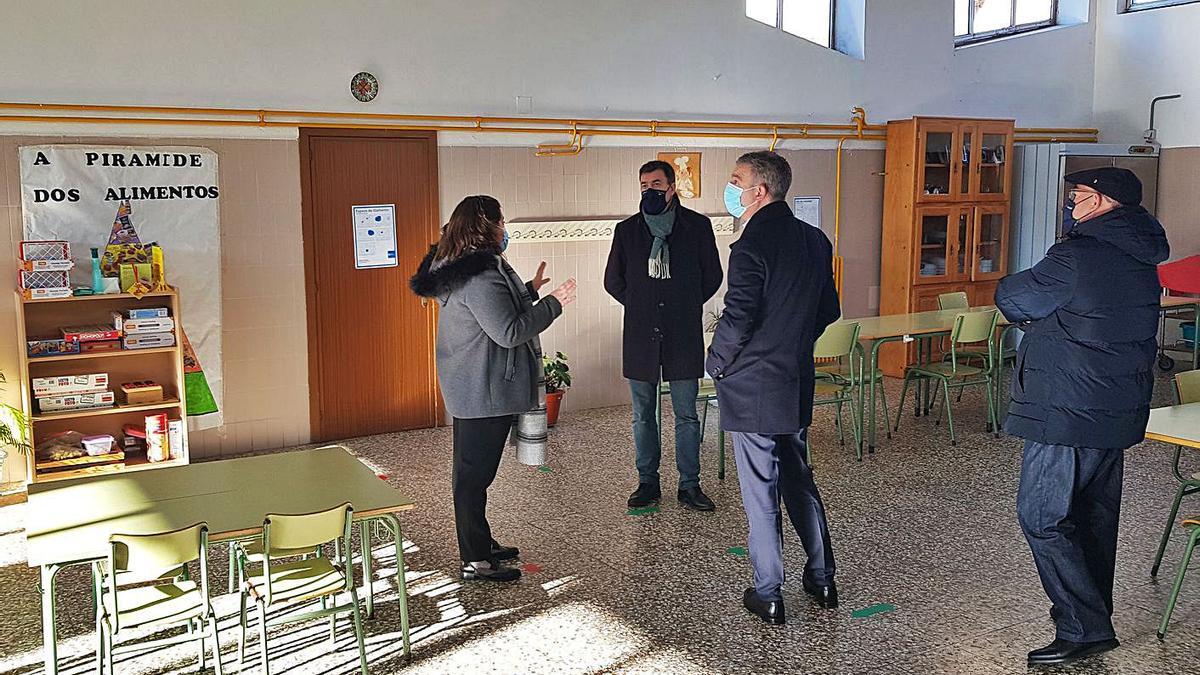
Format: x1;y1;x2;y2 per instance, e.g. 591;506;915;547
21;287;73;300
80;340;121;354
168;418;185;459
27;339;80;358
127;307;170;319
32;373;109;397
118;381;164;405
19;240;71;261
123;332;176;350
38;391;115;413
18;258;74;272
111;313;175;334
61;324;122;343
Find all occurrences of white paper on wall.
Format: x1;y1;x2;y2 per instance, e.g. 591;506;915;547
19;145;224;431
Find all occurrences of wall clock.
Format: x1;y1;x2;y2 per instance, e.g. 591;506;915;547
350;72;379;102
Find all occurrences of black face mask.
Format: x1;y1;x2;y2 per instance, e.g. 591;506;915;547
1062;196;1077;236
640;188;669;216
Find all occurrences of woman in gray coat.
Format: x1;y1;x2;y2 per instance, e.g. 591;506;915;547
411;195;576;581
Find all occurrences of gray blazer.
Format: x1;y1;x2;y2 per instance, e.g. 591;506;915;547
411;247;562;419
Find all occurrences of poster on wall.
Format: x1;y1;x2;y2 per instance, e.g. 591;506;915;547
19;145;224;431
351;204;398;269
793;196;822;229
657;152;701;198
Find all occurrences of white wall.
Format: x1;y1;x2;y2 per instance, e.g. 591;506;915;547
1093;1;1200;147
0;0;1096;131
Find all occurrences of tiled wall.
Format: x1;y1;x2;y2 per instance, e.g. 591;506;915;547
436;146;886;413
0;135;886;485
0;135;307;484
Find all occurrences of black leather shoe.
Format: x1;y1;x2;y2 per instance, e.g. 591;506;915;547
1027;638;1119;666
461;559;521;582
802;576;839;609
490;539;519;561
627;483;661;508
743;587;785;625
677;486;716;511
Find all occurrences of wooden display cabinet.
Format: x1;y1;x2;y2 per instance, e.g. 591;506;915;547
14;290;189;483
880;116;1015;376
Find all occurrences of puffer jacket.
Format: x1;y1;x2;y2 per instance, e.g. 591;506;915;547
996;205;1170;449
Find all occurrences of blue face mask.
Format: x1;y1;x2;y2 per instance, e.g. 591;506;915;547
500;229;510;252
724;182;748;218
1061;201;1076;235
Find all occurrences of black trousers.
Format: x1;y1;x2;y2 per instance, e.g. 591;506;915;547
452;415;513;562
1017;440;1123;642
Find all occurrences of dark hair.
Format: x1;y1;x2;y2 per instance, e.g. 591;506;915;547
736;151;792;201
435;195;503;262
639;160;675;184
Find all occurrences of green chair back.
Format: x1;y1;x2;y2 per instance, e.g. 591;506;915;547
108;522;209;632
261;503;354;605
938;291;970;310
264;502;352;552
814;322;861;360
111;522;207;584
952;309;999;345
1176;370;1200;405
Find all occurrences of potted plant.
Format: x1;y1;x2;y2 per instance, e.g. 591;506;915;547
543;351;571;427
0;371;32;486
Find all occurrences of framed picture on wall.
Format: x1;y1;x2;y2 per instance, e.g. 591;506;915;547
657;152;701;199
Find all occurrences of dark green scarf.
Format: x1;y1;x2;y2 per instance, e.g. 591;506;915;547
643;203;676;279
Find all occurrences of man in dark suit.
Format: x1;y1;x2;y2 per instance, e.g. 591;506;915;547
707;151;842;624
605;160;724;511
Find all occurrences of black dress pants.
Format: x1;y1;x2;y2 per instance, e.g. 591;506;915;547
452;415;513;562
1017;440;1123;642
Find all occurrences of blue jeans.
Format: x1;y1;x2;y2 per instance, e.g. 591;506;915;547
1018;440;1123;642
629;378;701;490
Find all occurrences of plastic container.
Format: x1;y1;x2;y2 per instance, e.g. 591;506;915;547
81;434;115;456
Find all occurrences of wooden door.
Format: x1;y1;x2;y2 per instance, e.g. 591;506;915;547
300;129;441;441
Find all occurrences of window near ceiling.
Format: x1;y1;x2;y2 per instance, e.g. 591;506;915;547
955;0;1058;45
746;0;835;49
1122;0;1199;12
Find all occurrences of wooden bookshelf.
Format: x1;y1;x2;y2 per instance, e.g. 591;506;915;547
15;289;190;484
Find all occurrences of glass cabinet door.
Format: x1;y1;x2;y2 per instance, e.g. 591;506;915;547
917;124;958;202
914;207;959;284
972;205;1009;280
973;123;1012;200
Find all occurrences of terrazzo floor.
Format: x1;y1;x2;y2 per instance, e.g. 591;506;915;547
3;373;1200;675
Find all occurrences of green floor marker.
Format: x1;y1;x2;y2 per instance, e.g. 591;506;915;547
851;603;897;618
537;465;552;473
627;505;660;516
727;546;748;557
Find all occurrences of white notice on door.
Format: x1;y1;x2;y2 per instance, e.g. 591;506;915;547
793;196;821;228
352;204;398;269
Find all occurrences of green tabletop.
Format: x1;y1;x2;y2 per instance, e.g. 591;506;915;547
1146;402;1200;449
844;305;1011;341
25;446;414;568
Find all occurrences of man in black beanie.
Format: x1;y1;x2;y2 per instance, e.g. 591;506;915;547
996;167;1170;666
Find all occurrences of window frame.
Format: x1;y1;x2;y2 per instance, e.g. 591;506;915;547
747;0;837;50
1122;0;1199;12
955;0;1059;46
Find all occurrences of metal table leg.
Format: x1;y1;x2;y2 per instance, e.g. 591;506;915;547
868;336;904;452
40;563;62;675
359;521;374;619
371;514;411;659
